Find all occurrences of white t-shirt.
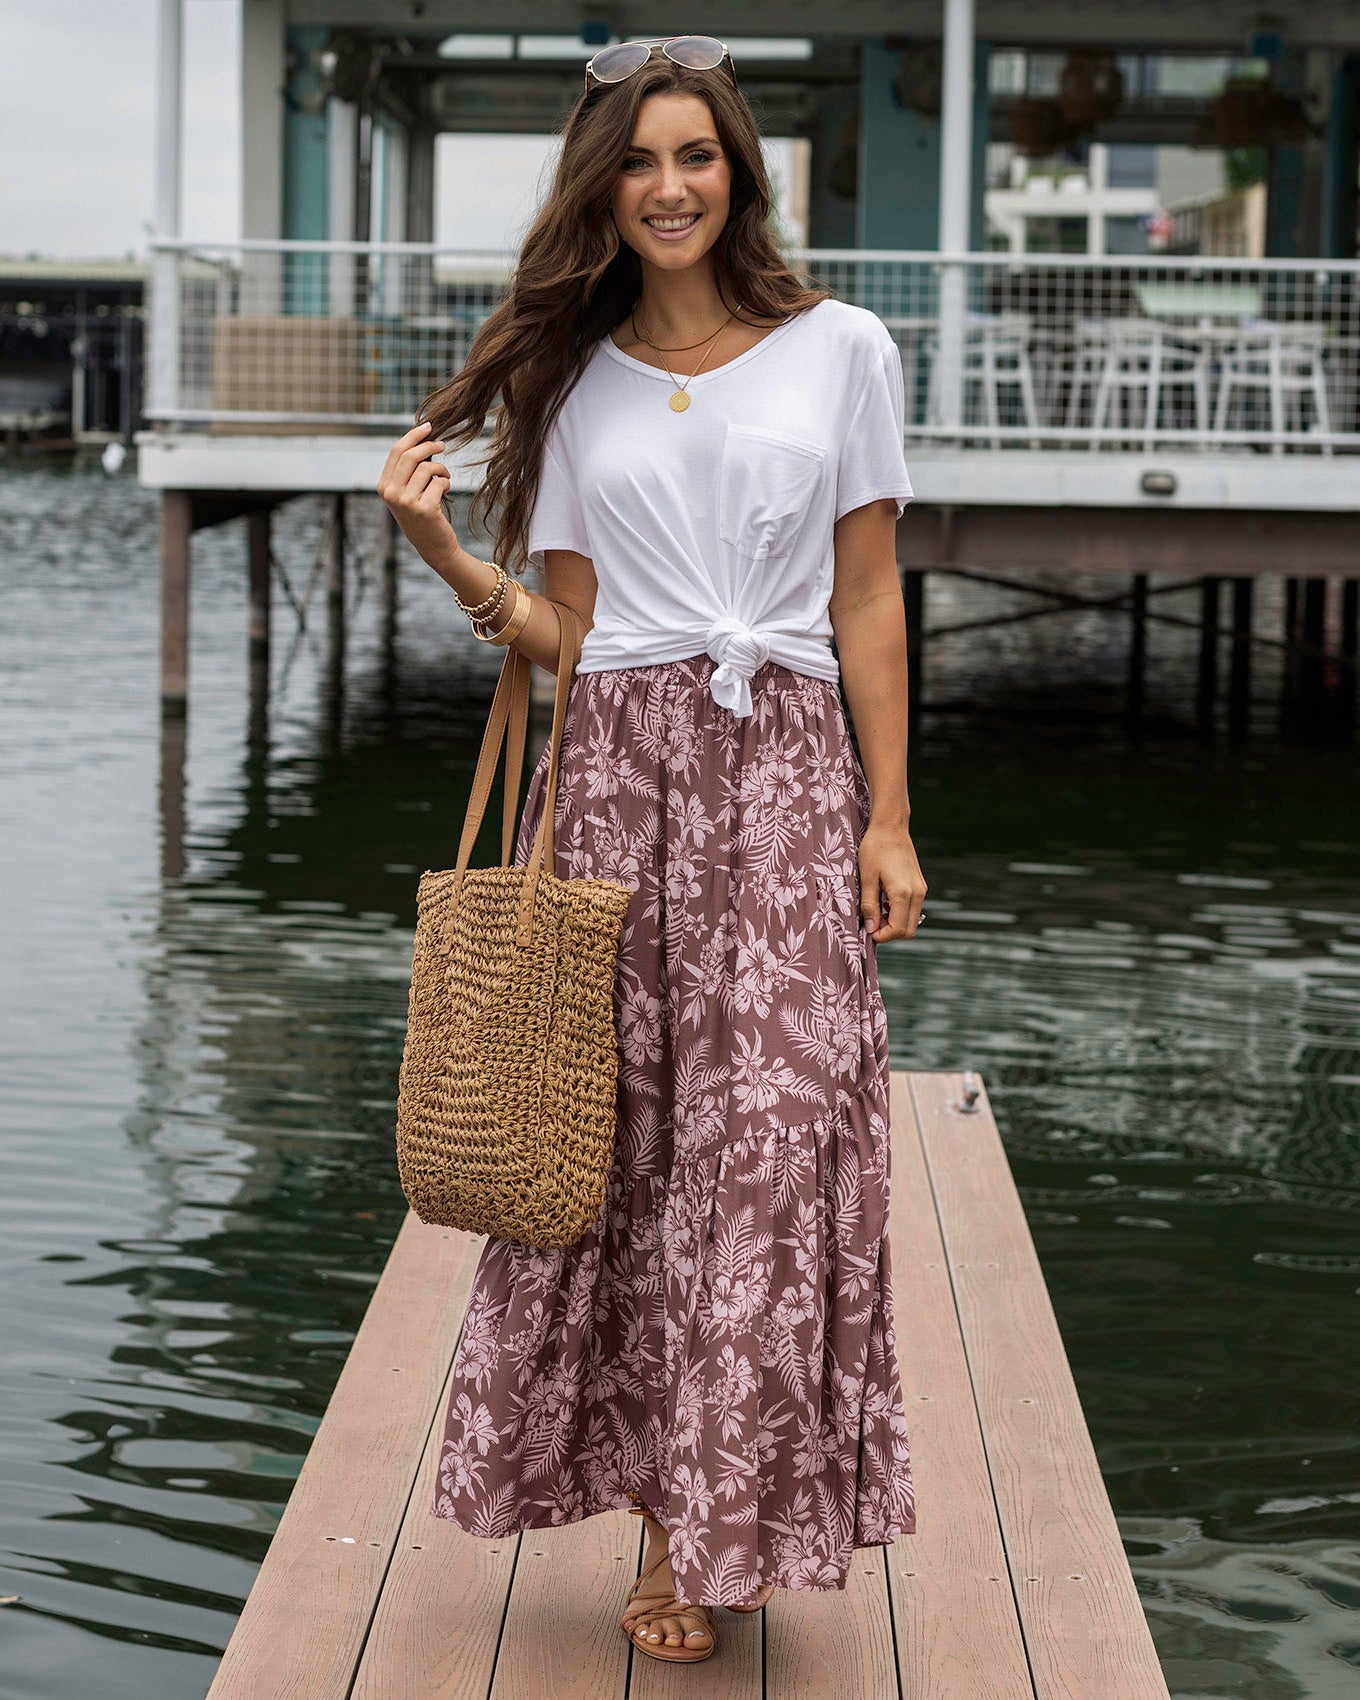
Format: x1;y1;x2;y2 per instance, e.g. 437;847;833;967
526;295;914;717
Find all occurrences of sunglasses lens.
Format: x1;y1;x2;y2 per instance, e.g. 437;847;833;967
665;35;726;70
590;42;652;82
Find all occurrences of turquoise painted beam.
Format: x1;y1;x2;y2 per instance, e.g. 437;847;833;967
283;23;330;313
855;36;990;252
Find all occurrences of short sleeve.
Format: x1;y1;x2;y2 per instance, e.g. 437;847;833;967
834;326;915;523
526;421;591;571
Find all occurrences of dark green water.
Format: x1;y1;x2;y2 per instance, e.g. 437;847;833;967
1;460;1357;1700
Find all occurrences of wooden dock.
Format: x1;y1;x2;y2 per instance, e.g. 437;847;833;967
203;1070;1170;1699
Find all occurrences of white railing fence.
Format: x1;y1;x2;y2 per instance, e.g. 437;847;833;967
145;239;1360;454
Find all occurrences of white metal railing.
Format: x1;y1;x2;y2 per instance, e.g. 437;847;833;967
145;238;1360;454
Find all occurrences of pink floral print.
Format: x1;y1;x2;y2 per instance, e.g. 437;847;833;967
430;653;915;1606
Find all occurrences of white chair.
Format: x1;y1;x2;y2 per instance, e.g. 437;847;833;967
926;311;1042;448
1061;318;1109;432
1212;322;1332;455
1089;318;1211;450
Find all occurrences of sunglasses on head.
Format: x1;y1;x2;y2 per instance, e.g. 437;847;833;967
584;35;738;96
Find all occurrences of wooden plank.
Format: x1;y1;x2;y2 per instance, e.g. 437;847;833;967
910;1073;1170;1700
208;1070;1163;1700
486;1507;635;1700
763;1544;898;1700
884;1070;1038;1700
350;1236;527;1700
204;1212;479;1700
628;1548;763;1698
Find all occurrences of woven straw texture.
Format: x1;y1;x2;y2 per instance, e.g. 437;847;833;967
395;861;632;1246
393;600;634;1250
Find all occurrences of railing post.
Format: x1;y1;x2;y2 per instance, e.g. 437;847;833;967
936;259;967;430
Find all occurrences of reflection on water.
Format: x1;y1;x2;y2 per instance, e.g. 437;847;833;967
1;463;1357;1700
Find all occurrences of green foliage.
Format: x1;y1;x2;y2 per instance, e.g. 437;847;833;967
1225;145;1266;192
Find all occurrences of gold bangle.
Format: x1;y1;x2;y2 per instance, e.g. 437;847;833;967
486;579;533;646
471;577;520;643
470;577;518;643
472;571;511;630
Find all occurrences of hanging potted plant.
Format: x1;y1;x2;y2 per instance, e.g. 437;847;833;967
1193;75;1315;148
1010;97;1075;159
1057;51;1125;130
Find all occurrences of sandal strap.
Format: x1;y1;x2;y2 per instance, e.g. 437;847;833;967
624;1542;677;1607
622;1499;713;1635
631;1591;713;1629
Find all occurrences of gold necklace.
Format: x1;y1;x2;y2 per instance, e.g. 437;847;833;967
632;305;744;352
632;307;736;412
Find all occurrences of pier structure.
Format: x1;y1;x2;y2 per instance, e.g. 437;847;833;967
202;1070;1175;1700
139;3;1360;740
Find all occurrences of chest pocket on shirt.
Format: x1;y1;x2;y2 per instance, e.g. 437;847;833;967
717;423;827;560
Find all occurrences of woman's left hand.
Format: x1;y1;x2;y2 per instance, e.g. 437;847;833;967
858;821;928;943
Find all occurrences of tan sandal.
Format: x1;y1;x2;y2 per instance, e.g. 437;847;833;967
621;1502;716;1662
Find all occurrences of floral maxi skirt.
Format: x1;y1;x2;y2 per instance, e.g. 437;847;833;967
429;653;916;1606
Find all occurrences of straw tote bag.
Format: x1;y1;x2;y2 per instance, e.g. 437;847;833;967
394;599;635;1248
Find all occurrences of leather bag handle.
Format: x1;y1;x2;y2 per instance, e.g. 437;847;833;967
438;598;582;954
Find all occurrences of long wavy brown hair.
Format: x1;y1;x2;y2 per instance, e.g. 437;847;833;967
416;51;833;576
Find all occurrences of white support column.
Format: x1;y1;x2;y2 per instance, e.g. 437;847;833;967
935;0;975;431
1088;142;1108;256
380;120;409;317
405;118;437;322
150;0;182;421
328;96;358;315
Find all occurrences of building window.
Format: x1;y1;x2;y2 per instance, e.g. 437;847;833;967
1105;214;1151;254
1026;216;1088;253
1105;144;1157;189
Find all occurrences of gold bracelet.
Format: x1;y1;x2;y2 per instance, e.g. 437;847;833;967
465;578;513;642
471;571;511;631
483;579;533;646
453;558;507;620
470;576;513;642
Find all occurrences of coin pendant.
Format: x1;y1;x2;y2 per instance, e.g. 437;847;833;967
669;389;690;412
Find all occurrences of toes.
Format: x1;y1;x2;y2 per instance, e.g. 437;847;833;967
629;1605;713;1652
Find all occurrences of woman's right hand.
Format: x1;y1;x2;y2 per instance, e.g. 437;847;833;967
375;421;460;572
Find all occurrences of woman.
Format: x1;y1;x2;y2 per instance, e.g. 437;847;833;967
377;34;926;1667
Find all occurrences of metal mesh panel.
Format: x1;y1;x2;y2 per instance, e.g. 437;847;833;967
147;240;1360;453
